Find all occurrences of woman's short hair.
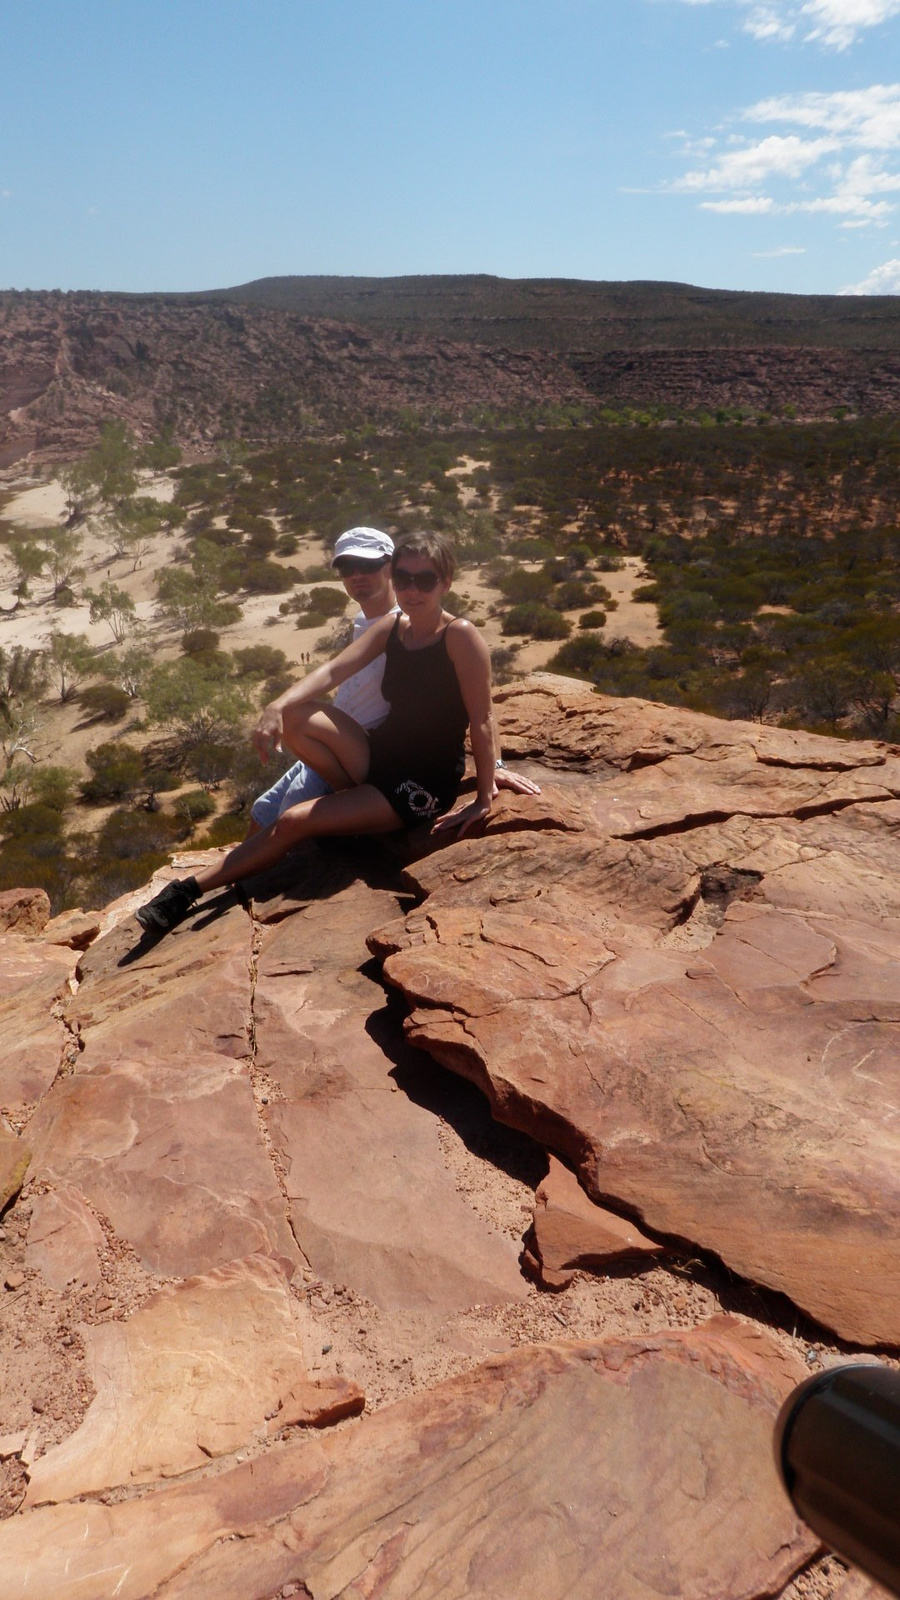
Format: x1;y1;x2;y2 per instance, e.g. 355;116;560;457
391;530;456;585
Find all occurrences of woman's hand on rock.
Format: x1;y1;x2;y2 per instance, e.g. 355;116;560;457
433;797;493;837
493;767;541;797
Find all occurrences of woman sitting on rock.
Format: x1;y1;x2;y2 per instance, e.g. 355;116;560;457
136;531;537;932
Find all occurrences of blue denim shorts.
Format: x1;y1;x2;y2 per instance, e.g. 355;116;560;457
250;760;333;827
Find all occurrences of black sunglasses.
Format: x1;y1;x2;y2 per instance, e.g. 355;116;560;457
392;566;440;592
333;556;391;575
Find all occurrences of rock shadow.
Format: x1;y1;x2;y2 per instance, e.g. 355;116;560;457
365;974;547;1193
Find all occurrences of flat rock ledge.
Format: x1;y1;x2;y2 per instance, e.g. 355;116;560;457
0;1320;814;1600
0;677;897;1599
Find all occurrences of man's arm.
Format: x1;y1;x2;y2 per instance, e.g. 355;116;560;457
253;612;395;762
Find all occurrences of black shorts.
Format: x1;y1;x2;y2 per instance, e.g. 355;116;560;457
367;757;464;826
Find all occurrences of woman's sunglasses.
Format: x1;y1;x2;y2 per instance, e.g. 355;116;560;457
333;556;391;576
392;566;440;593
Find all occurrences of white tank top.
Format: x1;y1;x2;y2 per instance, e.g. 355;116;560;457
333;606;400;729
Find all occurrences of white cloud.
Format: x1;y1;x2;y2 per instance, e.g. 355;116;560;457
839;255;900;290
701;195;776;210
676;133;838;189
744;5;796;40
746;85;900;148
667;0;900;48
753;243;807;252
802;0;900;50
664;83;900;229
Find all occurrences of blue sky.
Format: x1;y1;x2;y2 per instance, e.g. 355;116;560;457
2;0;900;296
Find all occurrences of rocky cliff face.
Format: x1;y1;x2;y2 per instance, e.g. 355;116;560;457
571;344;900;416
0;293;591;467
3;288;899;469
0;678;897;1598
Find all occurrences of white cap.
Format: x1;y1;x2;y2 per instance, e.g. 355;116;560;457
331;527;394;563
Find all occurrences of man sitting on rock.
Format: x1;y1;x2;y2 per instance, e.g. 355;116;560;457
247;526;401;831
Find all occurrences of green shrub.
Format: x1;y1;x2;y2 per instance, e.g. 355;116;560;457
78;683;131;723
236;558;299;595
497;569;553;605
550;579;604;612
232;645;291;679
502;603;571;640
174;789;217;828
181;629;221;656
490;644;520;684
29;765;78;811
579;610;606;630
80;742;145;802
194;813;247;848
506;537;555;561
548;633;609;677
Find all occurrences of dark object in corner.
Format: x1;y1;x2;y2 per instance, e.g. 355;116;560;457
776;1363;900;1598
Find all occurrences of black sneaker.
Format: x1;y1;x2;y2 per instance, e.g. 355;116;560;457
135;877;200;932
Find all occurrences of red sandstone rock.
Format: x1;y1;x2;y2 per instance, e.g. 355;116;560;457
525;1155;664;1289
377;684;900;1344
0;888;51;936
0;1320;815;1600
25;1255;360;1505
41;909;103;950
0;1125;30;1210
0;937;76;1113
25;1184;104;1290
28;1056;297;1275
254;880;526;1312
67;897;253;1068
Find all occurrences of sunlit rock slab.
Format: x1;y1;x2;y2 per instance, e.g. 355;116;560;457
254;884;526;1312
64;895;253;1068
25;1254;362;1506
27;1055;297;1276
524;1154;664;1289
0;935;76;1113
0;1319;814;1600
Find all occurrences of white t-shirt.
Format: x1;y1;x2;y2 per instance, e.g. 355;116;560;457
333;605;400;729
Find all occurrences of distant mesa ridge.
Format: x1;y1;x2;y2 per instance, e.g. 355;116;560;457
1;275;899;467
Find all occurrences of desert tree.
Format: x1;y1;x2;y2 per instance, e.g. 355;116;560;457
155;565;242;633
57;459;97;526
41;527;85;602
44;631;96;703
0;646;49;803
144;656;253;765
101;634;154;700
6;537;46;601
84;419;138;510
84;580;137;643
101;495;166;569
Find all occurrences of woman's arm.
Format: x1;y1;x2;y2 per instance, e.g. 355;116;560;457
253;612;395;761
435;619;495;835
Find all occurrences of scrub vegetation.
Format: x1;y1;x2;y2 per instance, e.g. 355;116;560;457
1;410;898;911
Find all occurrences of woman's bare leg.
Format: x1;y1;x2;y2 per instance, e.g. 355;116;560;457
276;701;371;792
193;784;403;894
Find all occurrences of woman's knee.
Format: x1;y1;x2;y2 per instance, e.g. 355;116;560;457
272;802;311;843
281;700;330;742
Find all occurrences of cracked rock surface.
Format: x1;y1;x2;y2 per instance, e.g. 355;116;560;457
0;677;897;1598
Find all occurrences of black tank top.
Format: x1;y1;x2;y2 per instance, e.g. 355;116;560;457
374;617;469;774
